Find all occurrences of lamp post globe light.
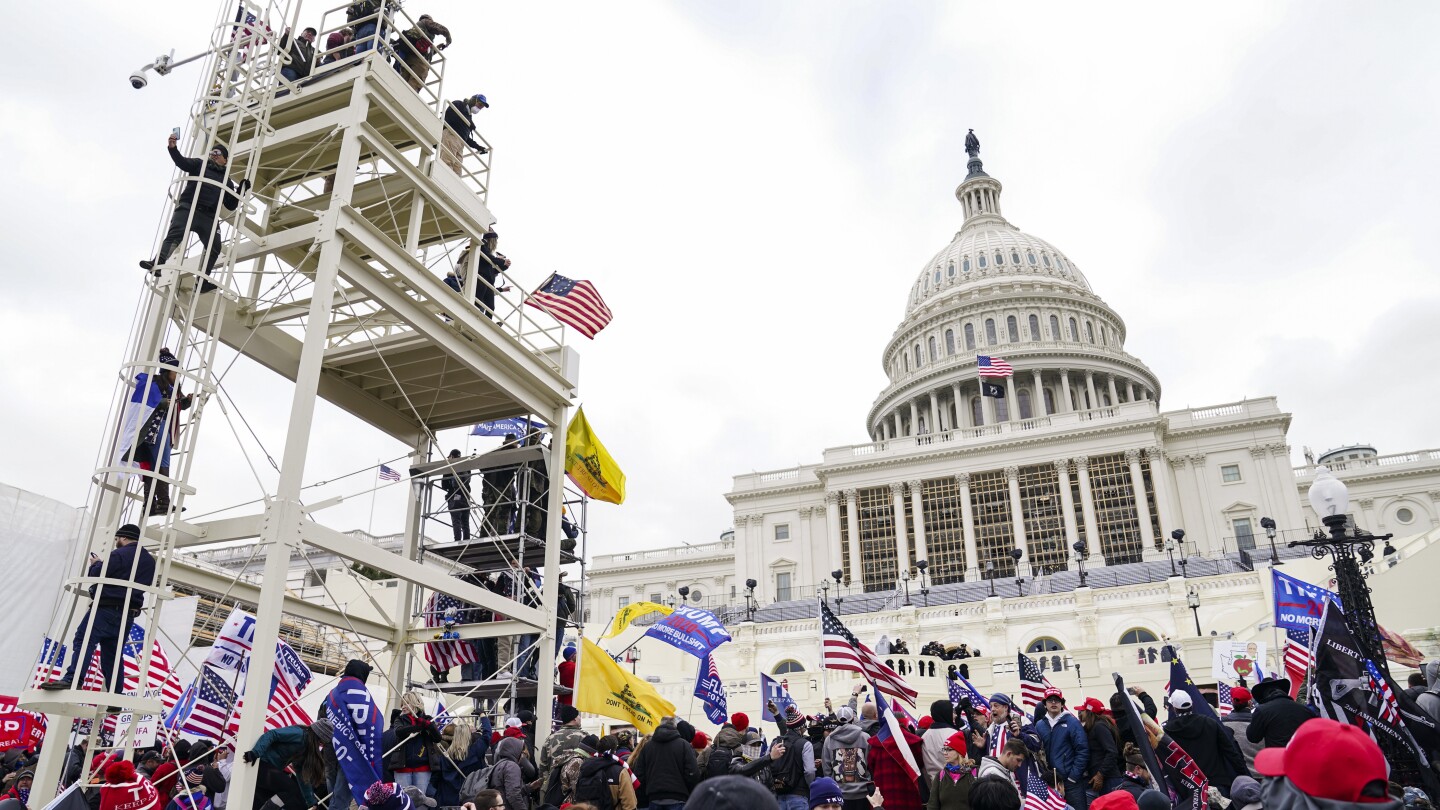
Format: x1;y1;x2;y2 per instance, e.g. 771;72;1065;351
830;569;845;606
744;578;757;622
916;559;930;606
986;561;996;597
1073;540;1088;587
1259;516;1282;566
1294;467;1421;784
1186;589;1202;636
1166;530;1184;577
1010;548;1025;597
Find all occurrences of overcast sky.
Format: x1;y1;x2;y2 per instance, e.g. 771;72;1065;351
2;1;1438;556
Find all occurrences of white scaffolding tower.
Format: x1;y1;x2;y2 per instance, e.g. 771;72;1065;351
21;2;581;807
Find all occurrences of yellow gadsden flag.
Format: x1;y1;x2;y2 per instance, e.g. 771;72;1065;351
576;637;675;734
600;601;673;640
565;406;626;504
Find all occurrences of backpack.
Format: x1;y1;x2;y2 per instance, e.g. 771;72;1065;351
705;746;735;780
771;733;808;795
347;0;381;22
460;763;497;804
831;743;870;785
571;760;617;810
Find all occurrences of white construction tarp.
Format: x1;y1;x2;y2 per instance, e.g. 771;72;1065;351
0;483;85;693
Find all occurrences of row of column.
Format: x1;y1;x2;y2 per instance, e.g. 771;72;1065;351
877;368;1155;440
825;447;1174;587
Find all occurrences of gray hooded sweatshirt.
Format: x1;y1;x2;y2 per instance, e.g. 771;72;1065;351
821;722;873;801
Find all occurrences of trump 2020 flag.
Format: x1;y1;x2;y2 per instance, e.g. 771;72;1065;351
760;673;796;722
575;638;675;734
205;607;257;673
694;652;728;725
564;406;626;504
642;605;733;658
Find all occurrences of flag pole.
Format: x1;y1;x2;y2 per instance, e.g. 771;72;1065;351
818;591;829;700
367;460;381;536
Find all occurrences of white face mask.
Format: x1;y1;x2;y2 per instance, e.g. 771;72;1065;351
471;106;483;116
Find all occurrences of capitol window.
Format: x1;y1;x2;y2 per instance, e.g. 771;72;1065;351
1007;316;1019;342
1119;628;1158;645
915;345;922;367
1220;464;1242;483
985;319;997;345
963;258;971;272
776;572;793;602
1011;251;1021;265
995;252;1004;266
1049;314;1060;339
618;596;630;610
903;355;910;373
1028;314;1040;341
978;254;987;268
1027;637;1065;653
948;262;956;277
964;323;976;350
934;267;942;284
774;523;790;540
1027;252;1037;265
929;336;938;362
773;660;805;675
1068;318;1079;342
1043;254;1052;268
1396;507;1415;524
1086;321;1095;343
945;329;956;356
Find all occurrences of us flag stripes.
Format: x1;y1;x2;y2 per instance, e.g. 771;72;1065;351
180;667;238;741
1283;627;1313;698
525;274;613;339
1017;652;1052;710
423;593;478;673
1020;760;1067;810
819;601;917;705
977;355;1015;377
1216;682;1233;718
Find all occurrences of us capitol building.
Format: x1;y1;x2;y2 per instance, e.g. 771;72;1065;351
585;139;1440;721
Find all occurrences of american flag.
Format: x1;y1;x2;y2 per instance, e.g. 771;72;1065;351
1216;682;1233;718
423;593;478;672
950;674;990;709
1017;653;1052;711
819;602;917;705
1283;627;1313;698
525;273;613;339
379;464;401;481
977;355;1014;377
1019;760;1067;810
225;676;311;739
1365;660;1401;725
30;637;67;689
181;667;239;742
83;647;107;691
121;625;184;711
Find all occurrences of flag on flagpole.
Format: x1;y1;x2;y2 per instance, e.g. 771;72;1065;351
694;652;728;726
1166;652;1219;721
977;355;1014;377
574;638;675;734
949;673;990;709
1283;627;1313;699
378;464;401;482
180;667;238;741
759;673;796;722
525;274;613;339
819;602;917;705
980;381;1006;399
564;407;626;504
1017;653;1052;711
1216;682;1233;718
1019;760;1068;810
873;689;922;783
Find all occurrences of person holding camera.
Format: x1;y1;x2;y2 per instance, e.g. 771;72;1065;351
442;94;489;173
982;695;1040;759
139;133;249;293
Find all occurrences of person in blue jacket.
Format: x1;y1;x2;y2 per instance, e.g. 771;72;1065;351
1033;687;1089;810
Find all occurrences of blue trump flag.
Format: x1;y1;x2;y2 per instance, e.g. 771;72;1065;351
471;417;547;437
760;672;796;722
694;651;728;725
1167;650;1219;721
642;605;732;658
1272;568;1340;631
327;673;383;807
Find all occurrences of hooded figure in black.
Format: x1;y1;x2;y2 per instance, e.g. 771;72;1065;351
630;717;700;805
141;133;250;292
1161;691;1248;797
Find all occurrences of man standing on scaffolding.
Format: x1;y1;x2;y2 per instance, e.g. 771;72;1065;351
440;449;472;543
40;524;155;693
139;133;249;293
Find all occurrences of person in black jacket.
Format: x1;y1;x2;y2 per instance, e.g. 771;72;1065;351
41;524;155;693
440;449;473;543
391;692;443;795
1076;699;1123;797
1244;677;1315;750
441;95;489;173
140;133;249;293
1161;691;1248;798
279;27;317;82
631;717;700;808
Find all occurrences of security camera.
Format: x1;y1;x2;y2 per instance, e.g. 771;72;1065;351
130;71;148;90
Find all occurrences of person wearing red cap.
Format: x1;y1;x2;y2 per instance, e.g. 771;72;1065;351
1035;688;1089;810
1254;718;1401;809
1220;687;1261;773
1089;790;1139;810
924;732;975;810
1077;698;1123;797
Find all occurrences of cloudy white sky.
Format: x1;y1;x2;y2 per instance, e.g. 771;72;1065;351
2;1;1438;555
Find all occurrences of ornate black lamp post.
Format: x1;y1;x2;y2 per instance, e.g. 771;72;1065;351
831;569;845;607
916;559;930;606
1260;516;1282;566
1073;540;1088;587
744;578;757;622
1166;530;1183;577
901;570;912;606
986;561;996;597
1011;548;1025;596
1186;589;1202;636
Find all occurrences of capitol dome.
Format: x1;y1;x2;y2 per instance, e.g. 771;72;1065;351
868;137;1161;441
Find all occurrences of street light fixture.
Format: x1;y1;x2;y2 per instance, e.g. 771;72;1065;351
1259;517;1282;566
901;570;912;607
1295;466;1418;782
678;585;690;603
1073;540;1088;587
916;559;930;606
1166;530;1184;577
1186;589;1202;636
744;578;757;622
1010;548;1025;597
986;561;996;597
831;569;845;607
